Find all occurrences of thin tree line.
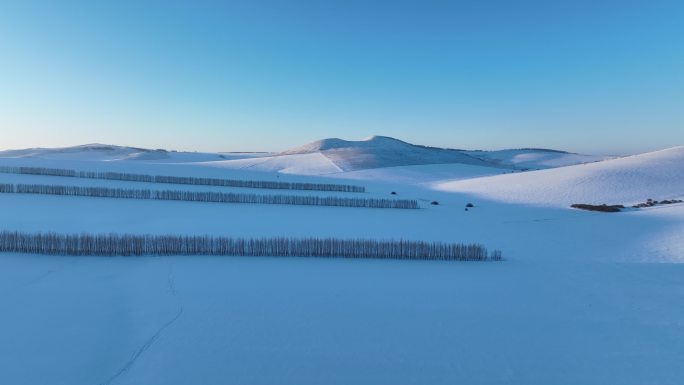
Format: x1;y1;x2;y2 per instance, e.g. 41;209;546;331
0;166;365;192
0;183;419;209
0;231;501;261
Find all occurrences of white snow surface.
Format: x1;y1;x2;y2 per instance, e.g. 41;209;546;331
1;143;683;385
465;148;613;169
436;146;684;207
330;163;508;185
203;152;343;175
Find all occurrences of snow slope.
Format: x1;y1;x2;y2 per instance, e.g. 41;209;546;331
202;152;343;175
330;163;507;185
435;146;684;207
465;148;613;169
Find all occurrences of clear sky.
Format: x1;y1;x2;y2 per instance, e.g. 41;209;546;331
1;0;682;154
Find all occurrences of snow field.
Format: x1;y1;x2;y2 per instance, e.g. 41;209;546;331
0;141;683;384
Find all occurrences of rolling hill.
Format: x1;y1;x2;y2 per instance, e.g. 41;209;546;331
280;136;496;171
435;146;684;206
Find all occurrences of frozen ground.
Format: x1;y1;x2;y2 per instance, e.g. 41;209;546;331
0;140;683;384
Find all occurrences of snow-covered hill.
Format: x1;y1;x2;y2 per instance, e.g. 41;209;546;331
0;144;262;163
435;146;684;207
212;136;607;175
280;136;497;171
1;139;609;180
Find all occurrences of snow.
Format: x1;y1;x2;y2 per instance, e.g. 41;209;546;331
202;152;343;175
465;148;613;169
0;144;263;163
0;142;683;384
435;146;684;207
330;163;507;185
0;139;608;176
281;136;498;171
2;253;683;385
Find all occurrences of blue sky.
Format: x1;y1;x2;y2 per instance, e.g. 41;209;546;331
1;0;682;154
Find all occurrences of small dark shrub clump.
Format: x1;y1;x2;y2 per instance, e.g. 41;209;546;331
571;203;624;213
466;203;474;208
632;199;683;208
430;201;439;205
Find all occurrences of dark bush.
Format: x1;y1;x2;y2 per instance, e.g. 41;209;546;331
431;201;439;205
466;203;474;208
632;198;682;208
571;204;624;213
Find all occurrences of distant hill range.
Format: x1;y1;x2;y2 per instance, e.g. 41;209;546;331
279;136;609;172
0;136;612;173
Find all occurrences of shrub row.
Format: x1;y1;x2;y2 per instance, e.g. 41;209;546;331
0;183;419;209
0;231;501;261
0;166;365;193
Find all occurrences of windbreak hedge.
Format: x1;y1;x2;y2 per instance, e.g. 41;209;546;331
0;231;501;261
0;166;365;193
0;183;419;209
